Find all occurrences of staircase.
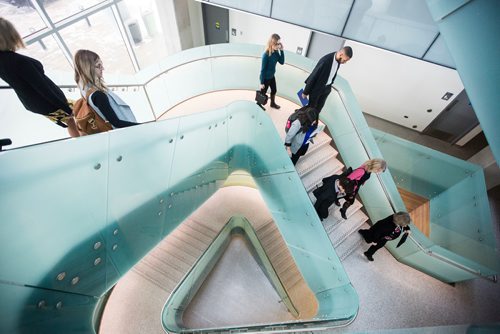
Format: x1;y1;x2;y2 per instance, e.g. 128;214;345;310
295;130;369;261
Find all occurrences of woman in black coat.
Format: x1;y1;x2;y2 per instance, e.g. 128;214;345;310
0;18;79;137
313;173;354;221
359;211;411;261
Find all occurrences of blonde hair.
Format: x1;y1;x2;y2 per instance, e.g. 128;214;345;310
73;49;107;91
265;33;280;56
0;17;25;51
364;158;387;173
393;212;411;227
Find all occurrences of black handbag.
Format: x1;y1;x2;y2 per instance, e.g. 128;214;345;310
255;90;268;105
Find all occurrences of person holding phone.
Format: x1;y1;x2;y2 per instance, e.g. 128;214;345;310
260;33;285;109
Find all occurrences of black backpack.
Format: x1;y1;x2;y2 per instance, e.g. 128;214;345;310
285;106;318;133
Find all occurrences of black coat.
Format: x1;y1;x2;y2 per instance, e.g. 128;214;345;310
313;174;343;219
304;52;337;97
364;214;409;243
0;51;71;116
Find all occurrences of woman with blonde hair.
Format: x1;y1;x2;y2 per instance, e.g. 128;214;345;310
259;33;285;109
339;158;387;219
358;211;411;261
73;49;137;134
0;17;79;137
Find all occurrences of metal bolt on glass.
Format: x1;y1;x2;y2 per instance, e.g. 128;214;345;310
94;241;102;250
71;276;80;285
56;272;66;281
94;163;101;170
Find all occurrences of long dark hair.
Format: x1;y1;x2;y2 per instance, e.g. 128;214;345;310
297;107;318;132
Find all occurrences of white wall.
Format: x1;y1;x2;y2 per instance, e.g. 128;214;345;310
340;40;464;132
228;11;311;56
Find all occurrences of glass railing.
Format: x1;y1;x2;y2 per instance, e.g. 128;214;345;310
323;75;498;283
1;43;497;333
373;129;499;275
0;99;359;333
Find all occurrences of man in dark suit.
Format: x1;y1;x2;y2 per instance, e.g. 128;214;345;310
358;212;411;262
301;46;353;113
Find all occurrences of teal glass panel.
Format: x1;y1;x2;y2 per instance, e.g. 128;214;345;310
272;0;353;35
160;59;215;110
210;57;261;91
144;76;175;119
0;282;101;333
370;127;497;275
424;34;456;68
0;134;110;296
315;287;359;321
105;120;180;278
343;0;439;57
209;0;272;16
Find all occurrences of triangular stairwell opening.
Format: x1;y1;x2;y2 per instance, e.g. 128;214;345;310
168;216;297;330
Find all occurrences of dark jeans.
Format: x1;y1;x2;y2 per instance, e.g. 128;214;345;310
291;143;309;165
261;77;277;95
308;86;331;112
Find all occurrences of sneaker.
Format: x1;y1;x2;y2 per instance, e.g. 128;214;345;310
340;208;347;219
364;251;374;262
271;102;281;109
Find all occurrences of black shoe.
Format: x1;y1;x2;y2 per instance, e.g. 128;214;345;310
271;102;281;109
334;200;340;206
340;208;347;219
364;251;374;262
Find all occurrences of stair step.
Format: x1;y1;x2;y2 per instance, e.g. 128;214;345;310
320;200;364;235
301;158;344;192
177;222;216;245
149;247;192;273
140;255;185;283
336;230;365;261
296;146;338;178
132;261;179;292
162;235;204;260
170;230;210;253
302;131;333;157
328;210;369;248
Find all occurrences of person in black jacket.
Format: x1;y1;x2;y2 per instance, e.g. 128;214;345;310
313;172;355;221
359;212;411;262
73;49;138;134
0;17;79;137
301;46;353;113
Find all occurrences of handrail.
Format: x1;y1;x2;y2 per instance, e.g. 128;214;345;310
331;86;497;283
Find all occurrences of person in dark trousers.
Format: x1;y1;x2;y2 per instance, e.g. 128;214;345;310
340;158;387;219
359;211;411;262
301;46;353;113
284;107;319;165
313;170;355;221
260;33;285;109
73;49;138;134
0;17;79;137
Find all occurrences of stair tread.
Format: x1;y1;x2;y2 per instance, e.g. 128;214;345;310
296;146;338;177
301;158;344;192
327;210;369;247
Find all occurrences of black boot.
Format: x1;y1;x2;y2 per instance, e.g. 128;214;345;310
340;207;347;219
270;94;280;109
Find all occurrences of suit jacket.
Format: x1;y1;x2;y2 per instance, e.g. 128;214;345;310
303;52;336;97
369;214;409;242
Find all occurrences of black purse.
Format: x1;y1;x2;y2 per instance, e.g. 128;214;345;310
255;90;268;105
